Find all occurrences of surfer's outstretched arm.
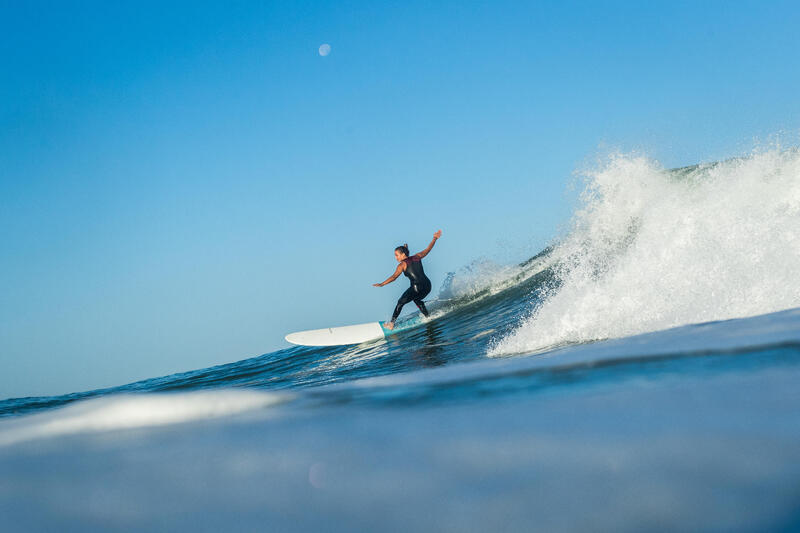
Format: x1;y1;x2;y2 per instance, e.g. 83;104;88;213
416;229;442;259
373;264;405;287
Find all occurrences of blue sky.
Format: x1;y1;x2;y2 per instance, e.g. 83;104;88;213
2;0;799;399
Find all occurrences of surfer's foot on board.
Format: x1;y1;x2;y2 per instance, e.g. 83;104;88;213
384;321;395;330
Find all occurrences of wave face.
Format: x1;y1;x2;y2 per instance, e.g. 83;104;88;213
491;149;800;355
2;149;800;418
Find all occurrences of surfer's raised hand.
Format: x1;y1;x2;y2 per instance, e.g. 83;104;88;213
373;283;383;287
417;231;442;259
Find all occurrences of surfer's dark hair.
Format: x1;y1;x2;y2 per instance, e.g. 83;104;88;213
395;244;409;257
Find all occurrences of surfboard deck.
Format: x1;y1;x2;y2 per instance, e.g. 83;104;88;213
285;316;425;346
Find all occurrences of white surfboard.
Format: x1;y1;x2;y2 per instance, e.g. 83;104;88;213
285;317;425;347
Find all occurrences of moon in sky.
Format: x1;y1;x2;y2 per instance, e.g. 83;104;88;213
318;44;331;57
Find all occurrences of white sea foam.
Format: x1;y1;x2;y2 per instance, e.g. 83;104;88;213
438;259;524;300
0;389;287;446
433;252;554;314
491;148;800;356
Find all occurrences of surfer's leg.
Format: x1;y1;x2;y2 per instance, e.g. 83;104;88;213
413;281;432;317
391;288;415;323
414;299;430;317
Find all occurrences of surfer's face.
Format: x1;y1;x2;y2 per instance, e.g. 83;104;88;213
394;250;407;262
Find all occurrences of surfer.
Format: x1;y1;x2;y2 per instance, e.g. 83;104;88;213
373;230;442;330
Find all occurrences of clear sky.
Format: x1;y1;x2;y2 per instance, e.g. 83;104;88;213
2;0;799;399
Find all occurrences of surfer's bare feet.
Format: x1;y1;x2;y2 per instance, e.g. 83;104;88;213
384;321;395;330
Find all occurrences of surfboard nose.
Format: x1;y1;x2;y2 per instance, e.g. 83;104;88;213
284;322;385;346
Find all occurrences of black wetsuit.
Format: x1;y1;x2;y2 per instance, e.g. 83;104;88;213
391;254;431;322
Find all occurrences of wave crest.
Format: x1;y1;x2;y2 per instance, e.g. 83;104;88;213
491;148;800;355
0;390;287;446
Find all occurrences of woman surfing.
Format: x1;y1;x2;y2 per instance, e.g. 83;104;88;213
373;230;442;330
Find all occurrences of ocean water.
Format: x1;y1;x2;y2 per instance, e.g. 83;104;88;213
2;150;800;531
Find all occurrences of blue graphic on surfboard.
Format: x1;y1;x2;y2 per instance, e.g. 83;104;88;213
285;316;426;346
